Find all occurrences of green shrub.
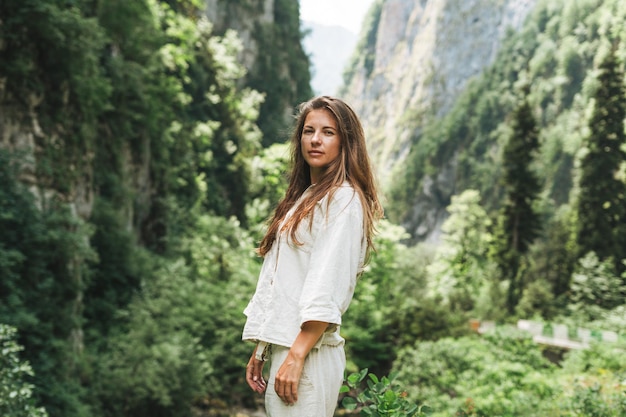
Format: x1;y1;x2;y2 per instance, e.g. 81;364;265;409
341;368;432;417
567;383;622;417
392;329;556;416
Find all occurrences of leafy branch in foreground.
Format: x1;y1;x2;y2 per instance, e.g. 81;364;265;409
340;369;432;417
0;324;48;417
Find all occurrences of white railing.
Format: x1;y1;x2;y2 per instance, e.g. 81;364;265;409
473;319;623;350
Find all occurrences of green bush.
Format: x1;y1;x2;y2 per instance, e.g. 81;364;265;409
342;222;440;377
392;329;556;416
560;341;626;375
567;383;624;417
340;368;432;417
551;370;626;417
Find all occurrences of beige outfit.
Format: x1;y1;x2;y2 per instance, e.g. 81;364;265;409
242;183;366;416
265;344;346;417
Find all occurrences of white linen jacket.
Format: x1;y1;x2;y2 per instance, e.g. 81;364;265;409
242;183;366;349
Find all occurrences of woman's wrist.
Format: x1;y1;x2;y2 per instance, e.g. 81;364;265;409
288;345;310;361
289;320;329;360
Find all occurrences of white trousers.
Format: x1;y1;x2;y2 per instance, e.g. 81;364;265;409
265;344;346;417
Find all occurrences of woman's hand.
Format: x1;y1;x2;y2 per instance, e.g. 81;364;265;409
274;320;328;405
246;345;266;394
274;351;305;405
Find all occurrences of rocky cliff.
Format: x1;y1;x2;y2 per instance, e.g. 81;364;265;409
204;0;275;71
0;0;308;225
345;0;537;179
342;0;537;241
205;0;312;145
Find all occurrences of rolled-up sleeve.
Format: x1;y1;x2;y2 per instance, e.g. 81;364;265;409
299;191;364;329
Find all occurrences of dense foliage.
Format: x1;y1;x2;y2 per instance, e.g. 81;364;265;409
0;0;306;416
393;327;626;417
365;0;625;414
1;0;626;416
0;149;95;417
384;0;626;321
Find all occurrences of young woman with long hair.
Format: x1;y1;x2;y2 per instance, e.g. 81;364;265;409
243;96;383;416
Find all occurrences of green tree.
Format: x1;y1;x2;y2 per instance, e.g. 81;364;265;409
427;190;492;311
245;142;290;240
93;215;259;417
0;151;95;417
576;46;626;274
491;96;542;313
568;252;626;320
85;0;264;338
528;206;577;301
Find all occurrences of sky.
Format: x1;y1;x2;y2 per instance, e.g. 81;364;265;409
300;0;376;34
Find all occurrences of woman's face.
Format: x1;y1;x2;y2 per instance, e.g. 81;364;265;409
301;108;341;183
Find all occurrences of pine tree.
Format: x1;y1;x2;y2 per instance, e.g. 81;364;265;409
576;47;626;274
491;96;542;313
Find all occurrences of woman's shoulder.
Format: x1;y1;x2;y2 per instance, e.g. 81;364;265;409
333;182;358;199
322;182;362;214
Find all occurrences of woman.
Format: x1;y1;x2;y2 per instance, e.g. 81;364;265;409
243;96;383;416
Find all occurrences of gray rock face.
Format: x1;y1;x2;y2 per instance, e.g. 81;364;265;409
342;0;536;241
344;0;536;183
204;0;274;71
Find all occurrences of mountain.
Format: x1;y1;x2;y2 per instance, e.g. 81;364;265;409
341;0;626;243
206;0;313;146
302;21;357;96
342;0;536;185
0;3;310;414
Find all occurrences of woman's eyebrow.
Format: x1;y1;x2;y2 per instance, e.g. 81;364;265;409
303;124;337;130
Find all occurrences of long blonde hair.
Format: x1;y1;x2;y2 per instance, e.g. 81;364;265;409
258;96;383;260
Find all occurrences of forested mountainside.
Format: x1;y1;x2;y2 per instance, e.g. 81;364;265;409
1;0;626;417
341;0;537;241
0;0;308;416
341;1;625;413
205;0;312;146
343;0;626;246
342;0;537;185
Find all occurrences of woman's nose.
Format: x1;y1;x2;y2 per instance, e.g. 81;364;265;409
311;131;321;144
